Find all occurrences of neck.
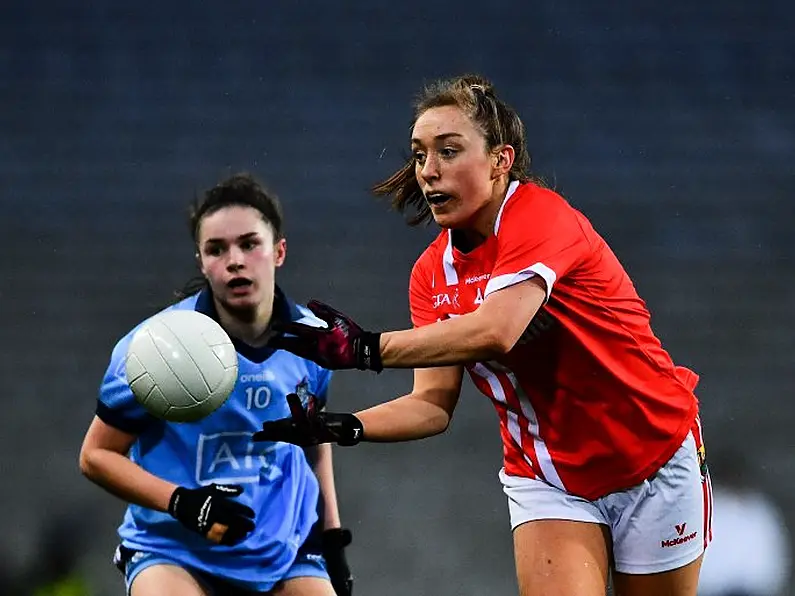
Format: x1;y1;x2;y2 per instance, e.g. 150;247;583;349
214;296;275;348
453;177;511;252
479;176;511;236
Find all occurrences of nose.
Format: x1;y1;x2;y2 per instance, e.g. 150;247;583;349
420;154;440;182
226;246;245;271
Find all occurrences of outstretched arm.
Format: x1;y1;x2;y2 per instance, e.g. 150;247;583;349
253;365;464;446
379;276;547;368
356;365;464;441
269;276;547;372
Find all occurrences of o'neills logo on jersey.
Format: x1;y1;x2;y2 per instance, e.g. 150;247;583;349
239;370;276;383
661;523;697;548
465;273;490;285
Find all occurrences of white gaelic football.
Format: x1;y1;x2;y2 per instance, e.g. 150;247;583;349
125;310;238;423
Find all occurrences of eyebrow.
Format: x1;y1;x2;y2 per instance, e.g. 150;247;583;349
203;232;260;245
411;132;464;145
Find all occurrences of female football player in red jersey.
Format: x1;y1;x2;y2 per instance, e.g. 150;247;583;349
254;75;712;596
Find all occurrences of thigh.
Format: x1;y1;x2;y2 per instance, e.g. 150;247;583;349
270;576;336;596
513;519;612;596
613;555;703;596
130;563;213;596
270;540;333;596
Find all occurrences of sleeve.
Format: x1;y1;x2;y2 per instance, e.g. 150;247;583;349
312;366;333;409
95;335;154;434
409;256;438;328
485;188;591;301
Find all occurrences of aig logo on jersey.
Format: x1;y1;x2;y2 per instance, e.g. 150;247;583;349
195;431;284;485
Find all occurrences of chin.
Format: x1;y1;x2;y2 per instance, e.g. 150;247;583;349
432;210;467;230
220;294;259;314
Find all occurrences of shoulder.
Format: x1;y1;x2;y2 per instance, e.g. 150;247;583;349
498;182;573;228
411;230;447;281
496;182;590;244
108;294;201;363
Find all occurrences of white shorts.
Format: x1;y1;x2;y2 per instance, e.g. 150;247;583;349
500;431;713;574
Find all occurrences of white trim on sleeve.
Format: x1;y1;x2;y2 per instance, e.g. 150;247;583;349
484;262;557;302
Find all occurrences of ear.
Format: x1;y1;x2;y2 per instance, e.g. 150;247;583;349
196;250;207;277
274;238;287;268
492;144;515;178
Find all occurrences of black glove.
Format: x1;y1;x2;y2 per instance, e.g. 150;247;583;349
269;300;382;372
252;393;363;447
168;484;256;546
323;528;353;596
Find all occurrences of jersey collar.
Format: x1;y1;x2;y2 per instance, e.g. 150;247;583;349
442;179;521;283
193;285;301;363
493;179;521;235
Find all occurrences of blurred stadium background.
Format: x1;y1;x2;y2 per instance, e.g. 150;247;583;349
2;1;793;594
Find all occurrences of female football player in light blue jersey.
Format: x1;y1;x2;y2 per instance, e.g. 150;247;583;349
79;173;352;596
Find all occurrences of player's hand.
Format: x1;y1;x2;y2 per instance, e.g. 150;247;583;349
252;393;363;447
168;484;255;546
323;528;354;596
269;300;383;372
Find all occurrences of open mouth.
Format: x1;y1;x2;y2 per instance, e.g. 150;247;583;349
425;192;453;207
227;278;253;292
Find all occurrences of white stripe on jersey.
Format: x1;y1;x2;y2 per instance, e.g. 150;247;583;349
472;361;566;491
471;362;535;473
442;234;459;286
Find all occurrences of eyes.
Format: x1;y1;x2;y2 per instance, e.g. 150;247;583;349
412;146;459;165
202;237;262;257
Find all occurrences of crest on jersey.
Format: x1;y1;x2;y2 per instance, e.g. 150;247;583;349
295;378;313;408
697;445;708;481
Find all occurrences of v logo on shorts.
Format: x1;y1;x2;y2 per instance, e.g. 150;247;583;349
675;523;687;536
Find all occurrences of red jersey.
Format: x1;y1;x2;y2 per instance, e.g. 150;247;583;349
409;181;699;500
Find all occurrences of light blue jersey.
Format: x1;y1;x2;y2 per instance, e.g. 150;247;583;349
97;287;331;592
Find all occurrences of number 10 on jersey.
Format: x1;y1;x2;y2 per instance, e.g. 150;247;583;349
245;386;271;410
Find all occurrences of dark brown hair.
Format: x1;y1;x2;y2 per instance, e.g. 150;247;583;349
190;172;284;243
177;172;284;298
373;74;540;226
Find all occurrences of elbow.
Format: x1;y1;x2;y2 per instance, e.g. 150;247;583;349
404;398;452;439
472;310;520;358
481;326;517;357
79;446;98;480
429;409;453;436
494;334;517;356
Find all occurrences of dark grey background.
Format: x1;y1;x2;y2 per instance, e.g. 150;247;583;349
2;1;793;594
